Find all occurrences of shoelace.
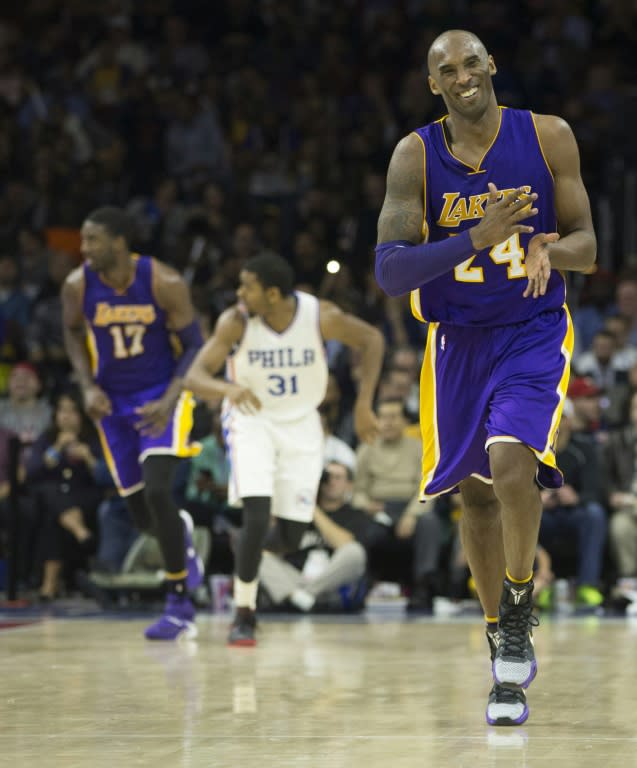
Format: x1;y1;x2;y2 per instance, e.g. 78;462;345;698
491;683;526;704
499;605;539;655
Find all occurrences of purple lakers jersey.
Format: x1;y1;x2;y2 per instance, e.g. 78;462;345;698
83;255;176;394
410;107;565;326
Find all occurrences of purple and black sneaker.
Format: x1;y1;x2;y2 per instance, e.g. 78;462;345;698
179;509;204;592
144;593;197;641
486;682;529;726
486;628;529;726
493;578;539;688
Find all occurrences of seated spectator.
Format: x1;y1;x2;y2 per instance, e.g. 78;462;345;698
604;315;637;373
25;250;74;394
387;345;420;421
320;372;355;448
353;398;443;612
568;375;606;440
538;399;607;609
570;269;615;355
259;461;370;612
0;255;30;361
0;424;39;589
173;405;238;576
93;495;139;574
0;362;51;449
604;359;637;429
320;404;356;473
615;274;637;348
25;391;108;600
604;390;637;600
16;226;51;301
173;405;230;528
573;329;628;391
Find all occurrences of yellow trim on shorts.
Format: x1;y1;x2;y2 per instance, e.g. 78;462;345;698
172;390;201;457
538;304;573;465
86;326;98;376
419;322;440;499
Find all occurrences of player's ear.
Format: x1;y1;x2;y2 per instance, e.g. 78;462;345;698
428;75;440;96
488;55;496;76
265;286;281;303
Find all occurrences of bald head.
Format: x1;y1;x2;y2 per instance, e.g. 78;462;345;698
427;30;488;74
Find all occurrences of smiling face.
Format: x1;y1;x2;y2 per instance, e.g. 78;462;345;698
427;31;496;120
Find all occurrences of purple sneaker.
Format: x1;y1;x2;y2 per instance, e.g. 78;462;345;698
144;594;197;641
179;509;204;592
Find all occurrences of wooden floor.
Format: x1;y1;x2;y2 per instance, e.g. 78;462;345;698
1;608;636;767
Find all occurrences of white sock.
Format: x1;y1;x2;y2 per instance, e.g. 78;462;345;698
234;577;258;610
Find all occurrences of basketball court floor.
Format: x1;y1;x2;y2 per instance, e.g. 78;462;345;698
1;606;635;767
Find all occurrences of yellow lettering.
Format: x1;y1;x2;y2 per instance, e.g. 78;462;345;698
93;303;156;326
438;193;460;226
467;193;489;219
439;186;534;227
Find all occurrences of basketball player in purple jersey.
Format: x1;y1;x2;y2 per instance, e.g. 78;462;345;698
375;31;596;725
62;207;205;641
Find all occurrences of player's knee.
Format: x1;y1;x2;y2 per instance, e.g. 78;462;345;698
490;444;537;506
462;498;500;528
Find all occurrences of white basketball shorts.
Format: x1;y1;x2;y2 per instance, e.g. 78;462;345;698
222;407;324;523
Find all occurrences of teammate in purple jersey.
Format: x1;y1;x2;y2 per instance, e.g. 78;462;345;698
375;30;596;725
62;206;205;641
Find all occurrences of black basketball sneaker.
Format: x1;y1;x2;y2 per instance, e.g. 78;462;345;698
486;627;529;726
493;577;539;688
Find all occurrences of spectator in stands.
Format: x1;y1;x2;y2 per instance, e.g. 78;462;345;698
604;315;637;371
25;250;74;392
353;398;442;612
0;255;30;360
573;329;627;391
320;405;356;473
259;461;370;612
0;362;51;448
615;275;637;347
388;346;420;397
173;405;237;577
126;176;188;263
164;82;229;195
568;375;605;439
17;227;51;301
570;269;615;355
538;399;607;609
25;390;108;600
604;390;637;600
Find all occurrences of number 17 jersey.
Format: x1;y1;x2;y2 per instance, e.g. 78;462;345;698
226;291;328;422
83;255;176;395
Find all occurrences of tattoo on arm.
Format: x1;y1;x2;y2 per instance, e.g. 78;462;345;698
377;134;425;245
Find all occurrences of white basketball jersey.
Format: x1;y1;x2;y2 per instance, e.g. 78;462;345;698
226;291;328;422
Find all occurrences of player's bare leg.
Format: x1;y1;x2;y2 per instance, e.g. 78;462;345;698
458;477;505;619
489;442;542;581
459;457;537;726
488;441;540;693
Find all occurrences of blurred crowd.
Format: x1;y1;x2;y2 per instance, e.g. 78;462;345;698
1;0;637;613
